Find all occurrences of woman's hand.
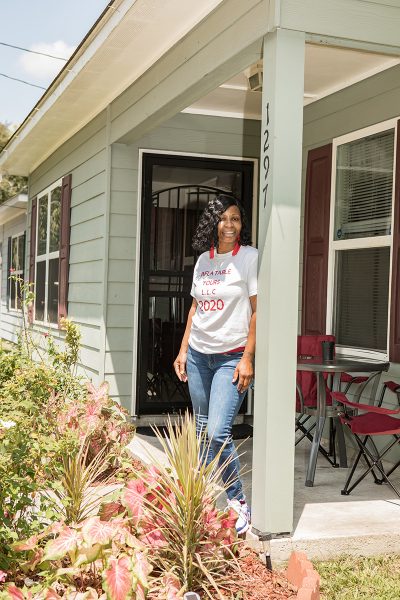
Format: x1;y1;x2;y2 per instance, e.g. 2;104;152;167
173;350;188;382
232;354;254;393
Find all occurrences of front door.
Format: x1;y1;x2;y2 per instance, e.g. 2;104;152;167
137;153;254;415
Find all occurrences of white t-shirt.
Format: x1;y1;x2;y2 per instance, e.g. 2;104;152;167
189;245;258;354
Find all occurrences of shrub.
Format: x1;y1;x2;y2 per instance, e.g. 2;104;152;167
0;317;134;573
1;414;240;599
101;414;240;599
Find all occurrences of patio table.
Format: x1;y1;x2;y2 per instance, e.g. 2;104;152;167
297;356;390;487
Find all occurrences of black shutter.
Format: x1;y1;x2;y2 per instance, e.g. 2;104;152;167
21;231;26;281
58;174;72;323
28;197;37;323
6;236;11;309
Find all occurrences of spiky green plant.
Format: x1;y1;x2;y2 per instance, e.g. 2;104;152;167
49;434;115;524
133;412;243;599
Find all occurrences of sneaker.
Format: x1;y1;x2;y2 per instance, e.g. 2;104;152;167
227;499;251;534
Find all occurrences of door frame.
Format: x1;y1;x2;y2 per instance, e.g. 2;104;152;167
130;149;258;417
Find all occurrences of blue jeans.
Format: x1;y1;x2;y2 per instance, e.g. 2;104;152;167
186;345;246;501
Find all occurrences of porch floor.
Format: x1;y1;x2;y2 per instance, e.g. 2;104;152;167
128;432;400;563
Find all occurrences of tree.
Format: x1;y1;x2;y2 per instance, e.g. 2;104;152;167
0;122;28;204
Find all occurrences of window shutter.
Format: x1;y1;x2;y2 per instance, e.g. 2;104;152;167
58;174;72;323
21;231;26;281
6;237;11;309
302;144;332;335
389;121;400;362
28;197;37;323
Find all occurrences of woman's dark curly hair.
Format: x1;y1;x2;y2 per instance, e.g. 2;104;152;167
192;194;251;253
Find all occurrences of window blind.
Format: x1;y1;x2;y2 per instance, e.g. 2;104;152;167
334;247;390;351
334;129;394;240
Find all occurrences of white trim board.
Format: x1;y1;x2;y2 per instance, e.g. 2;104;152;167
326;117;398;361
130;148;258;416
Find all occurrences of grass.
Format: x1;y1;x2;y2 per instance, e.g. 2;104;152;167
315;554;400;600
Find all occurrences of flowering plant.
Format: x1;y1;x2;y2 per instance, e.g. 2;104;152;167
2;516;151;600
100;414;239;599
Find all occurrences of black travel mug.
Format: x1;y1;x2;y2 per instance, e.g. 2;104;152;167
321;340;335;361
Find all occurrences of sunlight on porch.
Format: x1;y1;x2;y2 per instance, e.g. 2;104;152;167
129;430;400;562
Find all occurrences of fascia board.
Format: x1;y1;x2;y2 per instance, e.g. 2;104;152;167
280;0;400;49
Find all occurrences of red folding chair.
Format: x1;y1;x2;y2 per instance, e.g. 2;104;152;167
296;335;373;469
296;335;337;466
332;391;400;497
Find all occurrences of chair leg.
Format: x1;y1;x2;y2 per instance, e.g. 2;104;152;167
341;437;366;496
365;437;386;483
386;457;400;478
328;420;337;465
334;418;348;468
342;434;400;497
379;434;400;479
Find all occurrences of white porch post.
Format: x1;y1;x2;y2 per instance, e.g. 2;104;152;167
252;28;305;534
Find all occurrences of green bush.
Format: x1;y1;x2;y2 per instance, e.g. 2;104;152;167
0;316;135;572
0;338;83;570
0;417;62;570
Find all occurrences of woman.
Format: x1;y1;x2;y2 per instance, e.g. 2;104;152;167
173;194;257;534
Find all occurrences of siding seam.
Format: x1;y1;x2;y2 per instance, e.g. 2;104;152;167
99;106;112;382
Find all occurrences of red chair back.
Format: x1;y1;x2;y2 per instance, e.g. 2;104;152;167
296;335;335;409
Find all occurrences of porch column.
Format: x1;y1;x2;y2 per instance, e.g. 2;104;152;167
252;28;305;534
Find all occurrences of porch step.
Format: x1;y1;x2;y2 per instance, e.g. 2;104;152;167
267;499;400;562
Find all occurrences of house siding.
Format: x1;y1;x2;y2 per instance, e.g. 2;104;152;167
28;110;108;381
301;62;400;402
106;112;260;413
0;214;26;343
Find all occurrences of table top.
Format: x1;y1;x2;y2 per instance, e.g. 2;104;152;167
297;355;390;373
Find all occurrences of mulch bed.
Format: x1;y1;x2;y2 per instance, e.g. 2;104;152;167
229;546;297;599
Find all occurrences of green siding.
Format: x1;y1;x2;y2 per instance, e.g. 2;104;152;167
106;112;260;413
0;214;26;344
302;62;400;404
28;111;108;380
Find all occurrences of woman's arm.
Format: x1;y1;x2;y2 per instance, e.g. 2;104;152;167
173;298;198;382
233;295;257;392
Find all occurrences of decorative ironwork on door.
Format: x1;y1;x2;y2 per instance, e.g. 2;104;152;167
138;154;254;415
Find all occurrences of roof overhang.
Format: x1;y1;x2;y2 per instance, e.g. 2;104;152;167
0;193;28;225
2;0;400;176
0;0;225;176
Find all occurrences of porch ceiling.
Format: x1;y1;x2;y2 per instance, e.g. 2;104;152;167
183;44;400;120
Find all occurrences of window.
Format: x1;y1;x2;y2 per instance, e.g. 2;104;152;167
329;126;395;355
35;182;62;323
9;233;25;311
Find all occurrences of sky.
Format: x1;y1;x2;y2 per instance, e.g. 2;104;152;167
0;0;110;127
